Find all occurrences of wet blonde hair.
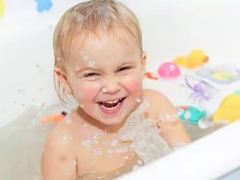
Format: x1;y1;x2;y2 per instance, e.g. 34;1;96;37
53;0;143;103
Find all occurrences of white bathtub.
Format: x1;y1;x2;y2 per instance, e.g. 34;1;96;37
0;0;240;179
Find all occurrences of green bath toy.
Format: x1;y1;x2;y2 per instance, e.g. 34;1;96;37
176;106;206;124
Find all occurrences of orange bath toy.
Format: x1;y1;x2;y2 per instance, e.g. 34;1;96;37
173;50;209;69
144;72;158;80
41;111;67;123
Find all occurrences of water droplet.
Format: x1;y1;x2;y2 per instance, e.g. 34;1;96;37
60;134;67;141
13;101;17;103
102;87;107;93
80;104;84;108
93;148;102;156
65;117;72;124
75;66;80;71
39;88;43;91
76;14;84;22
88;60;95;67
18;89;25;95
36;64;41;68
132;165;140;170
21;104;25;107
110;139;119;146
83;123;88;127
42;148;46;152
32;99;35;101
83;56;88;60
73;160;78;166
136;98;141;103
40;102;47;109
57;57;61;61
184;111;191;119
70;72;74;76
81;140;91;148
107;149;113;157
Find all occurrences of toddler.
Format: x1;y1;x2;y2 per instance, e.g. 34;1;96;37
41;0;191;179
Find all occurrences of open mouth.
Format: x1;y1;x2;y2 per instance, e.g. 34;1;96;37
98;98;126;113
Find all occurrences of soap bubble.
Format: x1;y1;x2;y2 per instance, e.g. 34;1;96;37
198;119;213;129
88;60;95;67
18;89;25;95
60;134;67;141
93;148;102;156
40;102;47;109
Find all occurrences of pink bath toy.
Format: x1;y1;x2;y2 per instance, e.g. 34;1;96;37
158;62;181;79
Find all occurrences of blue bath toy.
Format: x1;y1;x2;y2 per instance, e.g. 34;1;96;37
176;106;206;124
35;0;52;12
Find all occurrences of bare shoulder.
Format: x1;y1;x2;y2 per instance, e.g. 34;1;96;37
41;113;79;180
143;88;176;115
143;88;192;147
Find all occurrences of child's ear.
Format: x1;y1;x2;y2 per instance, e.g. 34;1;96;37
141;51;147;73
54;67;73;95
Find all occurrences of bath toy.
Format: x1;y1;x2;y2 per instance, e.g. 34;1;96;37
157;62;181;79
196;64;240;85
144;72;158;80
35;0;52;13
173;50;209;69
184;75;217;103
176;106;206;124
41;111;67;123
0;0;5;18
213;91;240;123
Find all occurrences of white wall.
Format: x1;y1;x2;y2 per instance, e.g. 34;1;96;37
0;0;240;126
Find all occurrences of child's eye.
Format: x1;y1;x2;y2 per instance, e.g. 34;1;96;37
118;66;131;72
84;73;99;77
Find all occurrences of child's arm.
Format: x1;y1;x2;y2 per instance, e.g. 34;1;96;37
41;128;77;180
157;95;192;147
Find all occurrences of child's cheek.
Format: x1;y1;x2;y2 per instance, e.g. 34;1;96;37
125;77;142;94
75;83;101;100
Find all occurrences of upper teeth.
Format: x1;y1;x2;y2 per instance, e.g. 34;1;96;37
104;99;120;104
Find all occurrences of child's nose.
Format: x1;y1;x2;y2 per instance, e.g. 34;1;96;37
103;78;121;94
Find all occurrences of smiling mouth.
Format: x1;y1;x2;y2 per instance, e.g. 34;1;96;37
98;98;126;111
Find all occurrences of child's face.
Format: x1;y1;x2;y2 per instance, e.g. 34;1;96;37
57;32;146;126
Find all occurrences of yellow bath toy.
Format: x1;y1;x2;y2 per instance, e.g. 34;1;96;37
213;91;240;123
173;50;209;69
0;0;5;18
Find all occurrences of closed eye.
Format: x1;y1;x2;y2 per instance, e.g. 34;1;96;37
84;73;99;77
118;66;131;72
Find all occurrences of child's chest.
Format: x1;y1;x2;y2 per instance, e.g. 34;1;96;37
76;138;143;179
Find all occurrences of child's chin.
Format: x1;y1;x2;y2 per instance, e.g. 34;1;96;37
99;118;124;126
